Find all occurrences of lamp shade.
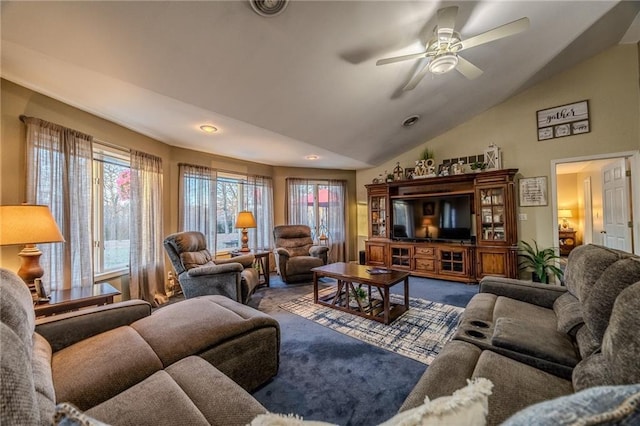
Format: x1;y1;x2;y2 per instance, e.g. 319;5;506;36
235;211;257;229
0;205;65;246
558;209;573;218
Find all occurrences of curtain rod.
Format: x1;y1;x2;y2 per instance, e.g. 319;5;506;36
94;138;130;153
178;162;271;180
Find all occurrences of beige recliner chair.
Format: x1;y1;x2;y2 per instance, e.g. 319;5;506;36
273;225;329;283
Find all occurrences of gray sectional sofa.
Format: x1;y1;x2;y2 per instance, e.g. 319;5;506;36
401;244;640;425
0;268;278;425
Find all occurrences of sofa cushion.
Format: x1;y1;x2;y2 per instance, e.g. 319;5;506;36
552;292;583;336
52;326;163;410
563;244;625;301
471;350;574;425
573;281;640;391
491;317;579;367
0;323;40;425
0;268;36;352
86;357;267;425
493;297;557;330
131;295;278;367
574;325;600;359
459;293;496;324
32;333;56;423
581;257;640;343
287;256;324;277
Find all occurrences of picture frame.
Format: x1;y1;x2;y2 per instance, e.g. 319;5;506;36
423;201;435;216
404;167;415;180
536;100;590;141
519;176;548;206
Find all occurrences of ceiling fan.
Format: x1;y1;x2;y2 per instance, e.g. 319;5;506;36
376;6;530;91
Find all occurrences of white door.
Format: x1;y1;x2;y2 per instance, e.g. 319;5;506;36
602;158;632;251
583;177;593;244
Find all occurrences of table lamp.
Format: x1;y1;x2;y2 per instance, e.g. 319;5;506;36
422;217;433;238
235;211;256;252
558;209;573;230
0;205;65;290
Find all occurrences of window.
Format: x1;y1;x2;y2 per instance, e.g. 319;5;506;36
93;145;131;274
179;165;274;254
286;178;347;262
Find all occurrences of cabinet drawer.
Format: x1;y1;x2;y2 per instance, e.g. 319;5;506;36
415;247;435;257
415;258;435;272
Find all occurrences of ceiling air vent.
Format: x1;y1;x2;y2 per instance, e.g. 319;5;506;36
250;0;289;17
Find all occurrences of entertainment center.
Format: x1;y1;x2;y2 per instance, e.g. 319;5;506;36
365;168;519;283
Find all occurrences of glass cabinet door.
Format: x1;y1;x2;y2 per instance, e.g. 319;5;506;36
370;195;387;238
479;187;506;242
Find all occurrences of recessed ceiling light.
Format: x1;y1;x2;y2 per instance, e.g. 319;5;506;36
402;115;420;127
199;124;218;134
305;155;320;160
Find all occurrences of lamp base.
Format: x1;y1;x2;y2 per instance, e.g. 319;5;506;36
17;244;44;295
240;228;250;252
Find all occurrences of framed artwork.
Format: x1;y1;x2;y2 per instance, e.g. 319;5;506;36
519;176;548;206
536;100;590;141
405;167;415;180
423;201;435;216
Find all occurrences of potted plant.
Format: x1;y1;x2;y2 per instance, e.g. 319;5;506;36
470;161;488;172
518;240;564;284
349;286;368;308
420;147;434;161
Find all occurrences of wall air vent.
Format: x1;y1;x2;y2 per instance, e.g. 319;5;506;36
250;0;289;17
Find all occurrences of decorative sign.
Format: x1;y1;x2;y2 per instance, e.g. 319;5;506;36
519;176;548;207
537;100;590;141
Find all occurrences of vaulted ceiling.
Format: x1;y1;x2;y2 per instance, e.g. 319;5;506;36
2;1;639;169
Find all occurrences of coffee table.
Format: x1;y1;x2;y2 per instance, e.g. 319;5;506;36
312;262;409;325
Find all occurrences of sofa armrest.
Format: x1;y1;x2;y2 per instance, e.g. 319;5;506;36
275;248;291;259
35;300;152;352
479;276;567;309
309;245;329;257
187;263;243;276
216;254;255;268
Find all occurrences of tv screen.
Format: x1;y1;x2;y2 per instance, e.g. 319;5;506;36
391;195;472;242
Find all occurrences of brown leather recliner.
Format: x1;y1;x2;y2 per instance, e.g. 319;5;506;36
163;231;260;303
273;225;329;283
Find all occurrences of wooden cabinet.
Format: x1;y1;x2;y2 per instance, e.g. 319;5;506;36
364;169;519;283
390;244;412;270
365;241;388;267
559;230;577;256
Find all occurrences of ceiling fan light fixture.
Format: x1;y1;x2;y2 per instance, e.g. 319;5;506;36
402;115;420;127
428;52;459;75
249;0;289;17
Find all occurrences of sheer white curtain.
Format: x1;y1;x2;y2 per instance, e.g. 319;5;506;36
286;178;312;229
129;150;165;306
327;179;347;263
286;178;347;263
178;164;217;250
25;117;94;290
244;175;274;251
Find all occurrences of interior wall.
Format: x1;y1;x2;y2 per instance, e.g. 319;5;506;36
577;168;605;245
0;79;358;288
356;44;640;252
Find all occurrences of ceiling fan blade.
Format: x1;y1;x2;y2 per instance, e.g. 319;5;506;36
402;62;432;91
458;17;530;51
456;56;483;80
376;52;428;66
436;6;459;42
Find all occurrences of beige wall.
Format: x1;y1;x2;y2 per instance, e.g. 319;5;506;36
557;173;580;243
0;79;358;287
356;44;640;251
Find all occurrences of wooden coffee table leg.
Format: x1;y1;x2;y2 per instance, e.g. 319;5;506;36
404;276;409;309
313;272;319;303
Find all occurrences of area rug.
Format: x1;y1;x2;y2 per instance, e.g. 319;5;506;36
279;289;464;365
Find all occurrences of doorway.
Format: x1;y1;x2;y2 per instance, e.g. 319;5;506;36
551;151;639;256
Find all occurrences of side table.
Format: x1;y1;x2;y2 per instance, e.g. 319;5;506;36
34;283;121;317
231;249;271;287
559;230;577;256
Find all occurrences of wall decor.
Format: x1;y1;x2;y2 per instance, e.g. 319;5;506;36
519;176;548;206
536;100;590;141
405;167;415;180
484;143;501;170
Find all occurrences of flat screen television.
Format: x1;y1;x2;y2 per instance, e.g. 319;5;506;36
391;194;473;242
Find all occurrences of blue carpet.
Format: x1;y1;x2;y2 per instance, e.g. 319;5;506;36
249;275;478;425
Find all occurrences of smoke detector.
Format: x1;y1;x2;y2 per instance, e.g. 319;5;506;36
250;0;289;17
